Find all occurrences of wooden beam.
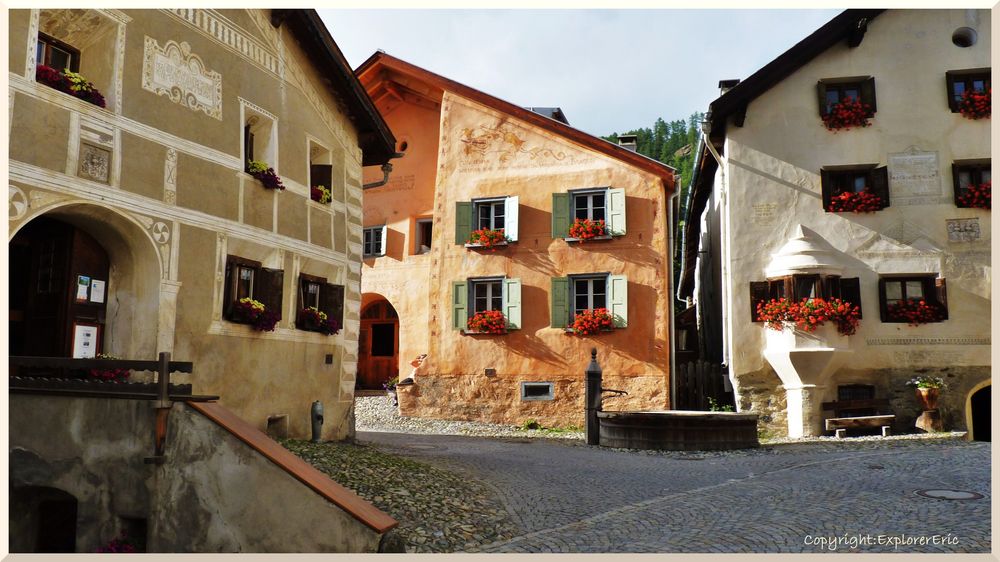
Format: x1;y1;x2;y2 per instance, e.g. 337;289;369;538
10;356;193;373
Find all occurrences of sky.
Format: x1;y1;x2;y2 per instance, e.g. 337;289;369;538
319;9;842;137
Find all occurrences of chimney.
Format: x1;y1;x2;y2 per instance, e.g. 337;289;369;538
617;134;638;152
718;79;741;95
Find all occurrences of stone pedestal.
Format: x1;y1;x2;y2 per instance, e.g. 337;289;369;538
915;409;943;433
783;384;828;438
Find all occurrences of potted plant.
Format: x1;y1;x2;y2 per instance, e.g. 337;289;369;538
826;189;884;213
466;310;507;334
88;353;130;383
822;97;872;131
234;297;279;332
571;308;615;335
35;65;106;108
887;298;944;326
383;376;399;406
311;184;331;204
958;181;991;210
958;87;991;120
568;218;608;241
757;297;860;336
466;228;510;248
907;375;945;410
297;306;341;335
247;160;285;191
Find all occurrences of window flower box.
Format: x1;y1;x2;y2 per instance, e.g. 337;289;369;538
465;228;511;249
825;189;884;213
35;65;106;108
959;88;990;120
297;307;341;335
887;298;944;326
310;184;331;204
247;160;285;191
571;308;615;335
234;297;279;332
958;181;991;210
757;297;860;336
466;310;508;334
821;97;872;131
568;218;608;242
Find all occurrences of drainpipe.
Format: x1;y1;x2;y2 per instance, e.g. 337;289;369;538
667;176;678;410
362;153;405;190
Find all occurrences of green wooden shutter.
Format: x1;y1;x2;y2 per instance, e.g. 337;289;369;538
860;76;877;114
551;193;570;238
870;166;889;209
455;202;472;244
817;81;829;117
608;274;628;328
452;281;467;330
608;188;626;235
504;278;522;330
550;277;569;328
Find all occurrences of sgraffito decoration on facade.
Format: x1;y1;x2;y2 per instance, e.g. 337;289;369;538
947;218;981;243
142;37;223;120
164;148;177;204
9;186;28;221
459;121;567;166
79;144;111;183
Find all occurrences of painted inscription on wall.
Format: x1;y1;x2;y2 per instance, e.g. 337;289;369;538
142;37;222;120
946;218;981;242
752;203;778;227
887;149;941;206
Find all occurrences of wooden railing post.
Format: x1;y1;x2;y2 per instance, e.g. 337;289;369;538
146;351;173;464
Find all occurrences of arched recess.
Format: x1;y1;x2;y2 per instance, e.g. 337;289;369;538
10;202;166;361
358;293;399;390
9;486;79;552
965;379;991;442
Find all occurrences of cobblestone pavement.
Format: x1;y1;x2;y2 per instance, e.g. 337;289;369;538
357;430;991;553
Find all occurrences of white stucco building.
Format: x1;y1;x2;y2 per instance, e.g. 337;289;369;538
678;9;991;439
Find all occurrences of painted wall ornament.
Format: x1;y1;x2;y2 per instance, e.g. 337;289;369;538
460;122;567;164
142;37;223;120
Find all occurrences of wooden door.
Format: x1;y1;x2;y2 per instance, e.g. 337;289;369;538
358;300;399;389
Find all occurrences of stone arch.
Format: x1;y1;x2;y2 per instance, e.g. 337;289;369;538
9;485;79;552
10;202;167;360
358;293;400;390
965;379;991;441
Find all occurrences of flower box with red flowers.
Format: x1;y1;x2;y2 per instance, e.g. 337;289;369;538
822;97;872;131
465;228;511;249
958;181;991;210
465;310;507;334
311;184;331;204
570;308;615;335
297;306;341;335
88;353;130;383
35;65;106;108
958;88;990;120
826;189;884;213
887;298;944;326
247;160;285;191
566;218;612;242
234;297;279;332
756;297;860;336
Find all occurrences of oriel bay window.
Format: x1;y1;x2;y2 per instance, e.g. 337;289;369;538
223;256;284;323
454;196;519;244
552;187;626;239
451;277;522;332
750;275;861;322
550;274;628;328
879;275;948;323
296;274;345;331
820;165;889;212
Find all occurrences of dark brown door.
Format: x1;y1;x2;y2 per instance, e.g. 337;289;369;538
358;300;399;389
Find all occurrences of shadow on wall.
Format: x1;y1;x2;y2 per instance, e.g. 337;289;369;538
614;281;668;367
384;227;406;261
498;285;567;368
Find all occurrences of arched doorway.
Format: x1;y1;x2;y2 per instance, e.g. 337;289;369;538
358;299;399;389
10;217;110;359
9;486;79;552
968;384;990;442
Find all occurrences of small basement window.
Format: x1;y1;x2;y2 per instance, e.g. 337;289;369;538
521;382;554;401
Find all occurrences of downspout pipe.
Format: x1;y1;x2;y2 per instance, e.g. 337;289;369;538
362;152;405;190
667;176;679;410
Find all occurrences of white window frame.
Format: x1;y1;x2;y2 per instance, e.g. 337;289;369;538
570;274;609;318
473;198;506;231
470;277;504;315
240;98;278;172
363;225;387;257
572;189;607;222
415;217;433;254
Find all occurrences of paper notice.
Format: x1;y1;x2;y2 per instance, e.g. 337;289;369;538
76;275;91;302
90;279;106;304
72;324;98;358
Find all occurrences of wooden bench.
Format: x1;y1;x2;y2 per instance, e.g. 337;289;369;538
822;398;895;438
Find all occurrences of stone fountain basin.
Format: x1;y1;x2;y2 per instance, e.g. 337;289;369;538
596;410;759;451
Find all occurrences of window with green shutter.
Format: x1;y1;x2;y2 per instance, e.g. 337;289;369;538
457;197;520;244
453;277;521;332
554;188;626;239
550;277;570;328
557;274;628;329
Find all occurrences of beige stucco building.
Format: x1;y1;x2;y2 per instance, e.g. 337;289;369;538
8;9;396;440
679;9;991;439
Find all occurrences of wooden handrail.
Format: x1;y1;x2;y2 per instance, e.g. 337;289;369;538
9;356;193;373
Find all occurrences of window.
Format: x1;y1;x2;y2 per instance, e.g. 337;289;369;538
363;226;386;257
36;33;79;72
820;165;889;211
952;159;991;207
451;277;522;331
817;77;876;118
454;196;519;244
296;273;345;331
878;275;947;323
415;218;433;254
550;274;628;328
552;188;626;239
241;101;277;172
223;256;283;324
309;140;334;203
750;275;862;321
521;382;555;401
946;69;990;112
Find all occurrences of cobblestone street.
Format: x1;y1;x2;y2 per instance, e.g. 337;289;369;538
353;397;991;553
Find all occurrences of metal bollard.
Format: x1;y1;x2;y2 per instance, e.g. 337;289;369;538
310;401;324;443
585;348;603;446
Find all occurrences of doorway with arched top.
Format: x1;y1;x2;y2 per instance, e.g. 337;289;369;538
967;382;991;442
358;298;399;390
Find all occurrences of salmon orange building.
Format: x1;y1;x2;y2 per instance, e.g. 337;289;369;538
357;53;676;427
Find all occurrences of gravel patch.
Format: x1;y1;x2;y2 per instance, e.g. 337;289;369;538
281;438;519;553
